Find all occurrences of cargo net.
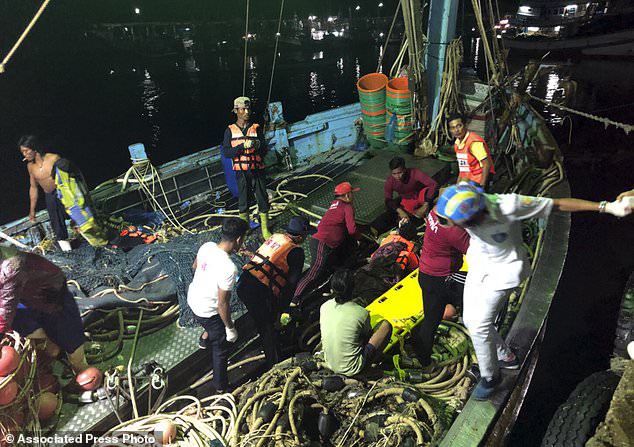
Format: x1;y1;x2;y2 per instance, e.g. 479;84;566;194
47;229;262;330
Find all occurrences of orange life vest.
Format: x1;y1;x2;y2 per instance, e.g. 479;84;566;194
244;233;298;296
454;132;495;185
229;123;265;171
371;234;418;271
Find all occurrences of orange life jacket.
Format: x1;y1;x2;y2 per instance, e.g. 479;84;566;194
454;132;495;185
244;233;298;296
371;234;418;271
229;123;265;171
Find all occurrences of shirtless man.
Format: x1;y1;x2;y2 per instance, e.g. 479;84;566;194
18;135;69;244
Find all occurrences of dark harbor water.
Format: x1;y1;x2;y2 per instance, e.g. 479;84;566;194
1;29;633;445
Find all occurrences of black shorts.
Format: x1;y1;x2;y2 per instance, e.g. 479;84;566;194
361;343;378;367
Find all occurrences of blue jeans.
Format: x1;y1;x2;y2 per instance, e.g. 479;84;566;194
195;314;230;391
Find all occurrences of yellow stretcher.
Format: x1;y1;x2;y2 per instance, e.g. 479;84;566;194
366;256;467;351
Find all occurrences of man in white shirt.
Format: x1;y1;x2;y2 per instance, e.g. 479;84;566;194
436;183;632;400
187;217;249;393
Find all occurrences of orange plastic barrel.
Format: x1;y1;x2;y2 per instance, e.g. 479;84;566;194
386;77;413;144
357;73;388;147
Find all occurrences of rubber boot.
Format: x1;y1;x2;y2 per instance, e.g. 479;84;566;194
260;213;272;240
239;212;250;223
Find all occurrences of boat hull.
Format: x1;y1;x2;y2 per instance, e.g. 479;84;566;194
503;28;634;57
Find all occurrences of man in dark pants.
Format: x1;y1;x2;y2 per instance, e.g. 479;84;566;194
222;97;271;239
237;216;309;368
372;156;438;234
187;218;249;393
412;205;469;369
18;135;70;250
292;182;361;305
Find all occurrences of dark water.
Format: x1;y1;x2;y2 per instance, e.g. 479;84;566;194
1;29;633;444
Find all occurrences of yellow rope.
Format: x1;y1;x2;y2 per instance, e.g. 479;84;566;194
0;0;52;74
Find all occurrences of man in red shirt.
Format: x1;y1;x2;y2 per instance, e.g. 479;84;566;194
373;157;438;233
448;114;495;188
292;182;360;305
412;206;470;367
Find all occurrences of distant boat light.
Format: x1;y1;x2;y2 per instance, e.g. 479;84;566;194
328;17;335;22
355;5;361;11
134;8;140;15
527;26;540;32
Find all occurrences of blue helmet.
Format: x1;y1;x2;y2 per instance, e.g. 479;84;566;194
436;183;485;224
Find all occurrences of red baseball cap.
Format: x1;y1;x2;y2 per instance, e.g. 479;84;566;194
334;182;360;195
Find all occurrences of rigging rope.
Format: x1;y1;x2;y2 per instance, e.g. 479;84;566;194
376;1;402;73
242;0;250;96
528;93;634;135
0;0;52;74
471;0;500;85
418;38;463;154
265;0;285;110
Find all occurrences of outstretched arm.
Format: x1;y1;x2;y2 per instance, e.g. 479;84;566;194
553;198;632;217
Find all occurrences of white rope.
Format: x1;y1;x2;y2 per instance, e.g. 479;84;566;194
242;0;250;96
528;93;634;135
377;1;402;73
0;0;52;74
265;0;285;109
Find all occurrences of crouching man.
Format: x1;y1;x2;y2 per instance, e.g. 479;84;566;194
319;269;392;376
0;245;100;385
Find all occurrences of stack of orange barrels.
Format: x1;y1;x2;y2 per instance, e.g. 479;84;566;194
357;73;389;148
386;77;413;145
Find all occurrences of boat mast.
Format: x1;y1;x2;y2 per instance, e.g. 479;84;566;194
425;0;460;124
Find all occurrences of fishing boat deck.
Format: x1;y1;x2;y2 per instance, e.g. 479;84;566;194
54;149;452;435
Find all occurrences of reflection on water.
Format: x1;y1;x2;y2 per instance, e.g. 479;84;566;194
472;37;481;72
141;69;161;148
308;71;326;106
544;71;566;124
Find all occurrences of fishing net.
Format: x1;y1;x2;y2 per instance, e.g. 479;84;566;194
47;229;263;328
